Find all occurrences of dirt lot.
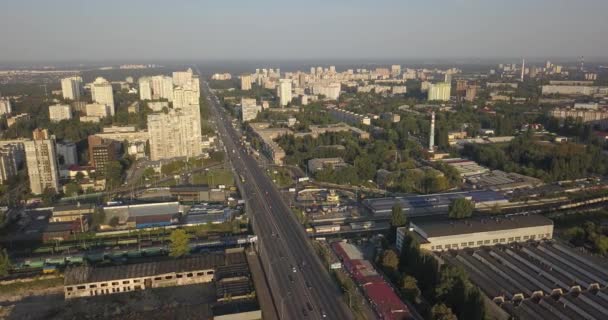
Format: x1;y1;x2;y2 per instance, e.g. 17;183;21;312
0;283;216;320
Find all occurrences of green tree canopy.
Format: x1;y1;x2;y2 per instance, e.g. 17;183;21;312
380;249;399;275
169;229;190;258
448;198;474;219
431;303;457;320
400;275;421;302
390;204;407;228
0;248;10;277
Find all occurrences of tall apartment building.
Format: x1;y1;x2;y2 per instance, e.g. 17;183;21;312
0;145;19;184
139;77;152;100
465;85;479;102
91;77;115;114
172;68;195;87
24;129;60;195
61;76;83;101
277;79;292;107
48;104;72;122
312;82;341;100
428;82;451;101
139;76;173;101
391;65;401;77
241;74;252;90
241;98;261;122
0;96;12;116
173;86;200;109
147;109;202;161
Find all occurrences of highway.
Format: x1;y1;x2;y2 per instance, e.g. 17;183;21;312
198;71;354;319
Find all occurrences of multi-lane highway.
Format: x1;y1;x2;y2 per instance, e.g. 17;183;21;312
198;71;353;319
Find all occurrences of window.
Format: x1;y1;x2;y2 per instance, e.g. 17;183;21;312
493;239;498;243
89;284;97;288
500;238;505;243
515;237;521;241
431;246;435;250
101;283;107;287
484;240;490;245
468;242;474;246
445;244;451;249
154;277;162;281
477;241;483;245
461;242;467;247
133;279;140;283
112;282;119;286
508;237;514;242
530;235;536;240
524;235;529;240
122;280;130;284
187;273;193;277
67;287;73;291
165;275;173;280
196;272;204;276
77;286;86;290
176;274;183;278
436;245;442;250
207;271;214;275
134;285;141;290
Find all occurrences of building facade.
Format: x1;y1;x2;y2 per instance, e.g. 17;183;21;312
147;109;203;161
48;104;72;122
24;129;60;195
277;79;292;106
428;82;451;101
90;77;115;113
61;76;83;101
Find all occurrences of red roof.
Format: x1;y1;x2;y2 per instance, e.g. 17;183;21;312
363;281;411;320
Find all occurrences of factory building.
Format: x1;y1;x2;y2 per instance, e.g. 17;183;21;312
397;214;553;252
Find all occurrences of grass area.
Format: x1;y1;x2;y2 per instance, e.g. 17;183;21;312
0;276;64;295
191;169;234;186
292;208;308;226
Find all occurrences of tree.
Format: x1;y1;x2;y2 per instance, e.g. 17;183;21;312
75;172;85;183
41;188;59;206
448;198;474;219
380;249;400;276
400;275;421;302
64;182;81;197
109;216;120;227
104;161;123;190
169;229;190;258
390;204;407;228
431;304;457;320
0;248;10;277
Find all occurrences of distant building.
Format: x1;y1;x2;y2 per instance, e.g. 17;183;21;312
147;109;202;161
24;129;60;195
465;85;479;102
48;104;72;122
241;101;261;123
307;157;347;172
549;107;608;129
61;76;83;101
139;76;173;101
326;106;371;125
428;82;451;101
277;79;292;106
0;96;12;116
542;85;597;96
397;215;553;252
312;82;341;100
240;74;252;90
85;103;112;119
90;77;115;113
390;65;401;77
7;113;30;127
0;145;19;184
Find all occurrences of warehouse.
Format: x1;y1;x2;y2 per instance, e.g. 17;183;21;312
102;202;181;229
397;214;553;252
363;190;508;218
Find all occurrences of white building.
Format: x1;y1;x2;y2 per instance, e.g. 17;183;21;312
312;82;341;100
147;109;202;161
85;103;113;119
241;99;262;122
91;77;115;114
24;129;60;195
428;82;451;101
138;77;153;100
0;97;12;116
173;68;195;87
48;104;72;122
277;79;292;107
61;76;83;101
0;145;19;184
241;74;252;90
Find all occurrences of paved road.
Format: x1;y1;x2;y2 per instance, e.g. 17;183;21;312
198;72;353;320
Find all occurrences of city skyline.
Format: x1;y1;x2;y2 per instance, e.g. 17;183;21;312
2;0;608;62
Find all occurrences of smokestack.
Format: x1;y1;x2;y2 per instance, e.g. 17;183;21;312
429;111;435;152
521;58;525;82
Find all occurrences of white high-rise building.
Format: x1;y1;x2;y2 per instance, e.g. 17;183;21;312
24;129;60;195
147;109;202;161
277;79;292;107
139;77;153;100
428;82;451;101
48;104;72;122
91;77;115;115
61;76;83;101
0;96;12;116
0;145;19;184
241;74;252;90
241;98;261;122
172;68;194;87
85;103;112;119
391;65;401;77
312;82;341;100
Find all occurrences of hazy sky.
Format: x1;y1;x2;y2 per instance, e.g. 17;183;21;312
1;0;608;62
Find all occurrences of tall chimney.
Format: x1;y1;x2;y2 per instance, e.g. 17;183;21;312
429;111;435;152
521;58;525;82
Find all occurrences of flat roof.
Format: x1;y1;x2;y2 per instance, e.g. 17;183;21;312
65;254;225;286
411;214;553;238
103;202;180;218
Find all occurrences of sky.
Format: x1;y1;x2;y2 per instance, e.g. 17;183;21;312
1;0;608;62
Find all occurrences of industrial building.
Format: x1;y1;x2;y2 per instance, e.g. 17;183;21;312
398;214;553;252
466;170;543;191
64;248;250;300
51;204;94;223
363;190;508;218
170;185;230;202
102;202;181;229
441;242;608;319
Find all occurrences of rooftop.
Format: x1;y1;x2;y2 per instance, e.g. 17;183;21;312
411;214;553;238
65;254;225;286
